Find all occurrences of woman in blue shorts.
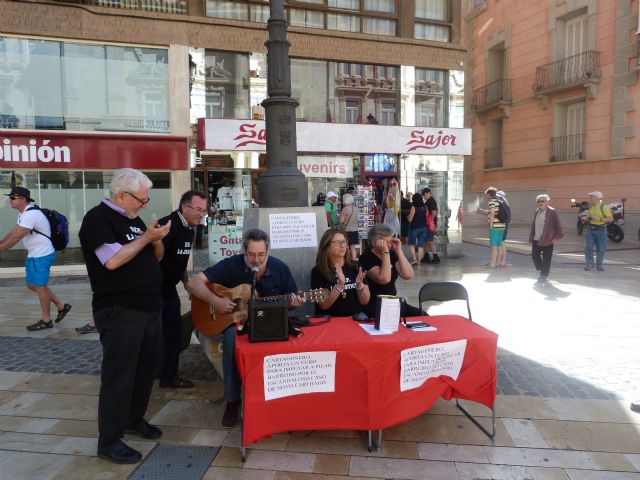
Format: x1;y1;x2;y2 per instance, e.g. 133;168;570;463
406;193;427;267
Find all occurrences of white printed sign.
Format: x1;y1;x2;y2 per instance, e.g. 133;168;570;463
400;339;467;392
297;156;353;178
208;225;243;265
264;351;337;401
269;213;317;249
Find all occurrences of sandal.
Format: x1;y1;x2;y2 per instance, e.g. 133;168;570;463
55;303;72;323
27;319;53;331
75;323;97;334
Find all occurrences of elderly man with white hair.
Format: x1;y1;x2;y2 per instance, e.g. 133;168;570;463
584;191;612;271
528;194;564;284
79;168;171;464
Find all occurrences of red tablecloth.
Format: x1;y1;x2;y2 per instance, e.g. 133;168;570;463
235;315;498;447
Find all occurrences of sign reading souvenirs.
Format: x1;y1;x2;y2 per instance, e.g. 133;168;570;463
198;119;472;155
0;131;188;170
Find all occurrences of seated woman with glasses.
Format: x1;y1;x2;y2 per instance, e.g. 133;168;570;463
311;227;370;317
359;223;424;318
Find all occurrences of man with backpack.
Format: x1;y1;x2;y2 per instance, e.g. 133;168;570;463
584;191;612;271
0;187;71;331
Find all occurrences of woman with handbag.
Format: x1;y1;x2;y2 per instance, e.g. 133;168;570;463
406;193;427;267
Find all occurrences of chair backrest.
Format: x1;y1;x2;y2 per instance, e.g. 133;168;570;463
418;281;472;320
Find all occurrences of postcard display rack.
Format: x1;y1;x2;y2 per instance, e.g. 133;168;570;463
355;185;376;240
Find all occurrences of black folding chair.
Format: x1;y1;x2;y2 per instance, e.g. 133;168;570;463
418;281;473;320
417;281;495;439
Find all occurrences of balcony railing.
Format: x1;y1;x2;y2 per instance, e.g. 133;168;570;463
533;51;601;93
484;146;502;169
471;79;511;112
50;0;187;14
550;134;584;162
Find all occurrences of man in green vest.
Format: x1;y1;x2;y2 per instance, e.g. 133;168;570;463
584;191;612;271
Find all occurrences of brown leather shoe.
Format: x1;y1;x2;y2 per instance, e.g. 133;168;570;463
221;401;241;428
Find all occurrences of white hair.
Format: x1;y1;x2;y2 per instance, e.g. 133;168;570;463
109;168;153;196
536;194;550;202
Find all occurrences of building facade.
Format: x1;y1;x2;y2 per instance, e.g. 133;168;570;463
1;0;469;265
463;0;639;222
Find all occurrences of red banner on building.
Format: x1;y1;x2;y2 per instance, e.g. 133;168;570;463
0;131;189;170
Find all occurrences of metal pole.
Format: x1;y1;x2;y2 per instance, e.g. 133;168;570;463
256;0;308;207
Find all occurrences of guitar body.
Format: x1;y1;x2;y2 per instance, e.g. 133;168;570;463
191;283;252;336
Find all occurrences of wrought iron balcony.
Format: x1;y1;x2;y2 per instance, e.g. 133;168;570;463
550;134;584;162
533;51;601;95
471;79;511;113
49;0;187;14
484;146;502;169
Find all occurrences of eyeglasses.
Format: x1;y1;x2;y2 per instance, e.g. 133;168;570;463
245;252;267;259
185;204;207;215
330;240;348;246
537;200;547;204
125;191;150;206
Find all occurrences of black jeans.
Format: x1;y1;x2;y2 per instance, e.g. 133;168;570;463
94;304;161;448
160;295;181;381
531;240;554;278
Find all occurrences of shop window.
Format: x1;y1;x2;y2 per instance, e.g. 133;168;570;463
363;17;396;36
289;8;325;28
363;154;396;172
327;13;360;32
364;0;395;13
0;37;170;133
205;0;248;20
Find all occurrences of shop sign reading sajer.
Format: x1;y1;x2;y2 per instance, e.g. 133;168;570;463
0;132;188;170
199;119;472;156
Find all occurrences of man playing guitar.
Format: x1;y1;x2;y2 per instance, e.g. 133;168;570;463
188;228;304;428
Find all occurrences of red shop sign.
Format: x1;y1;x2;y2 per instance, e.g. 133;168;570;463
0;131;188;170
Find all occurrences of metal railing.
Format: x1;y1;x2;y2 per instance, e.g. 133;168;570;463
484;145;502;169
550;134;584;162
49;0;187;14
533;51;600;92
471;79;511;112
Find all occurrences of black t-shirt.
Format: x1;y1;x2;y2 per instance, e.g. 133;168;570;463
426;196;438;226
159;210;195;300
310;263;364;317
359;249;399;316
79;202;162;313
400;198;411;222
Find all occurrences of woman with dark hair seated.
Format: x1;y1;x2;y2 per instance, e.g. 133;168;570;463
359;223;424;318
311;227;370;317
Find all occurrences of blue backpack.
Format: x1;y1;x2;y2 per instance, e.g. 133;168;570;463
27;205;70;252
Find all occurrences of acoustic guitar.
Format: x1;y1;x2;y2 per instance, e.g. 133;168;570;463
191;282;329;336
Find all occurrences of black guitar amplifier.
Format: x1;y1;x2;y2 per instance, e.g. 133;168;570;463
248;299;289;343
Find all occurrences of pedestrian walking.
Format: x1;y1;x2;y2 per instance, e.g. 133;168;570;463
406;193;427;266
496;190;511;267
79;168;171;464
338;193;359;261
0;187;71;331
421;188;440;264
584;191;612;271
528;194;564;284
483;187;506;268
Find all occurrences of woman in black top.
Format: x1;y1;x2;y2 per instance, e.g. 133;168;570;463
407;193;428;266
310;227;370;317
359;223;424;318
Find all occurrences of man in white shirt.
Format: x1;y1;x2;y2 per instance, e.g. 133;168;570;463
0;187;71;331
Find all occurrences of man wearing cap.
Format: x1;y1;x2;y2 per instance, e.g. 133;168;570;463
0;187;71;331
584;191;612;271
325;191;339;227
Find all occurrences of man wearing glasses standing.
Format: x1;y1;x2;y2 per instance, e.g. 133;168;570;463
157;191;207;389
528;194;564;284
79;168;171;464
0;186;71;331
189;228;304;427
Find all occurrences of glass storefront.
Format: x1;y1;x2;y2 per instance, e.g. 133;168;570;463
0;170;172;266
0;36;170;133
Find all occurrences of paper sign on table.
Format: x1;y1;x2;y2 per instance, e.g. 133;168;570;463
400;339;467;392
375;295;401;332
263;351;336;401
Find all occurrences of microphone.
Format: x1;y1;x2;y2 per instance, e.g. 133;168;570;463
251;266;259;288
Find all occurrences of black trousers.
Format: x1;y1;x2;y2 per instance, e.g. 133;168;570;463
94;304;161;448
531;240;554;278
159;295;181;381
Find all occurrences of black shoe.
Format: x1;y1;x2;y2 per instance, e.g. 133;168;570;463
125;418;162;439
55;303;72;323
159;376;194;389
631;402;640;414
421;256;432;264
431;255;440;264
26;319;52;331
97;440;142;464
222;401;241;428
